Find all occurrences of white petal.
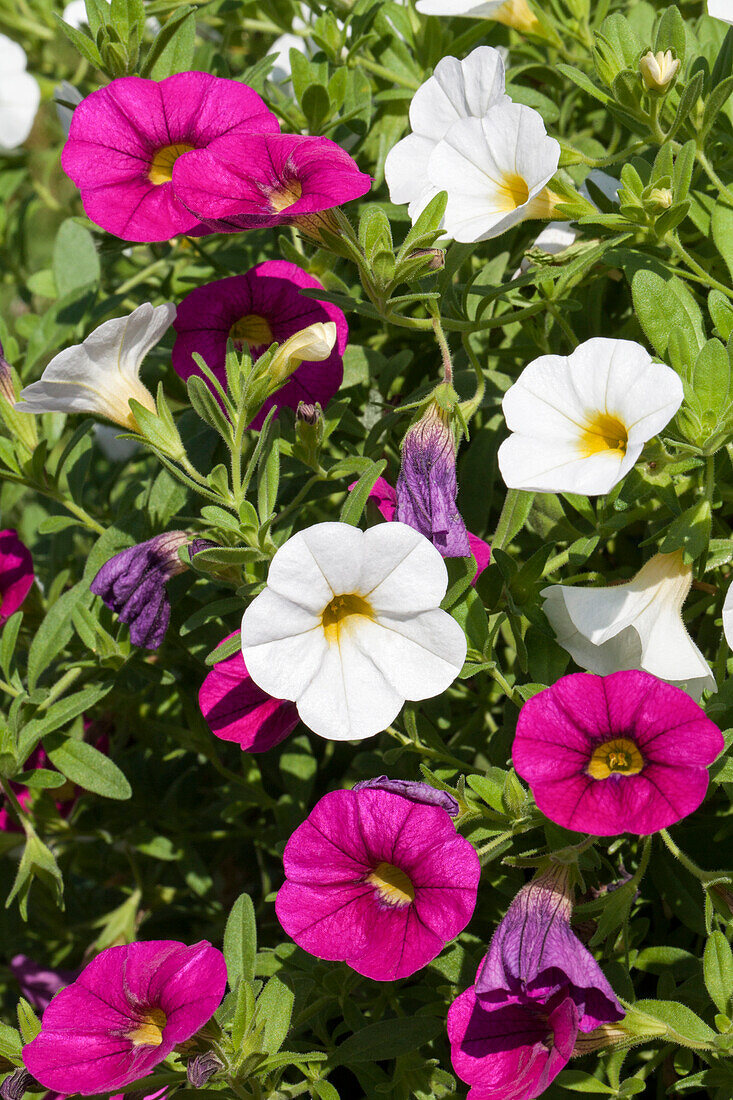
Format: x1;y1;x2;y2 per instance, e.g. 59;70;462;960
498;433;638;495
416;0;504;13
82;302;176;385
296;522;366;595
266;33;308;82
409;47;507;139
723;578;733;650
385;133;436;207
241;588;325;700
295;633;403;740
0;34;28;72
708;0;733;24
581;169;620;204
355;611;466;699
0;69;40;149
359;522;448;611
264;528;337;613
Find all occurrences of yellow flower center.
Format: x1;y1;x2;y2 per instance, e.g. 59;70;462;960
496;172;530;212
367;861;415;907
229;314;274;350
270;180;303;212
588;738;644;780
126;1007;167;1047
579;412;628;458
148;143;195;185
494;0;542;35
321;593;374;644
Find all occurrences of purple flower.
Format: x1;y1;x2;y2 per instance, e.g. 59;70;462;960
0;529;34;625
22;940;227;1095
396;403;471;558
10;955;76;1012
90;532;210;649
353;776;459;816
475;864;624;1032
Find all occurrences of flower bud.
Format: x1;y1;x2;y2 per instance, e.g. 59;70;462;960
639;50;680;93
296;402;321;426
0;340;37;452
186;1051;222;1087
0;1069;34;1100
407;247;445;272
0;342;15;405
647;187;673;211
295;401;324;468
267;323;337;392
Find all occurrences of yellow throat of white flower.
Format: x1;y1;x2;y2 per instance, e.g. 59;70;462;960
493;0;542;36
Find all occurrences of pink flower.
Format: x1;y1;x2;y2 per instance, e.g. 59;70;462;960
172;132;371;233
0;529;33;624
172;260;348;429
362;477;491;582
513;670;724;836
199;632;299;752
275;787;481;981
22;940;227;1095
448;982;578;1100
61;73;280;242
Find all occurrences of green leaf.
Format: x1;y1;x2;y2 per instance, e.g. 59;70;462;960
257;421;281;525
712;200;733;282
52;13;103;66
631;269;705;361
0;1021;22;1065
186;376;231;440
45;737;132;800
329;1017;442;1065
7;830;64;918
631;999;717;1046
53;219;100;296
17;999;41;1044
254;976;294;1054
704;931;733;1015
223;892;257;987
141;7;196;78
339;459;387;525
493;489;535;550
556;1070;615;1093
657;498;712;562
27;582;88;691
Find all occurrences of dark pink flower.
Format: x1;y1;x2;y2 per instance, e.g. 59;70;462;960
513;670;724;836
275;787;480;981
360;476;491;582
199;632;299;752
22;940;226;1095
172;132;371;233
61;73;280;242
0;529;33;624
448;983;578;1100
172;260;348;430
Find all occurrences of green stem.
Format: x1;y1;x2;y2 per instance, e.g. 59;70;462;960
475;829;514;860
0;677;20;698
667;234;733;300
0;778;31;829
352;56;419;90
697;150;733;207
38;667;82;710
428;309;453;385
659;828;725;885
272;472;326;528
705;454;716;502
115;259;168;296
460;333;486;423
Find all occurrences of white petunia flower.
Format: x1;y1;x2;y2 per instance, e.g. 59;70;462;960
267;32;309;83
16;303;175;431
542;550;715;701
427;102;561;242
385;45;508;221
497;337;684;495
241;521;467;741
415;0;541;36
0;34;40;150
708;0;733;25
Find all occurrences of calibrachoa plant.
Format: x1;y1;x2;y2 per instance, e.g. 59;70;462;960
2;0;733;1098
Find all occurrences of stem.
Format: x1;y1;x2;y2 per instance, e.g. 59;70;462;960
460;333;486;423
0;778;31;829
429;310;453;385
115;259;168;296
667;234;733;300
697;150;733;207
659;828;723;885
271;472;326;528
351;56;419;90
475;829;514;860
705;454;716;503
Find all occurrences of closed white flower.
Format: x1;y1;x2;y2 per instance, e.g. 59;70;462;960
16;302;175;431
708;0;733;25
385;45;508;221
415;0;540;36
241;521;467;741
498;337;684;495
543;550;715;701
0;34;40;150
428;103;561;242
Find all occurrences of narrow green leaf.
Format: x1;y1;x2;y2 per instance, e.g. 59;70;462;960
45;737;132;800
223;892;257;987
339;460;387;526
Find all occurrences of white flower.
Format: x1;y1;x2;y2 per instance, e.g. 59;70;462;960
62;0;90;27
267;33;309;83
16;303;175;430
543;550;715;702
428;102;561;242
498;337;684;495
385;46;508;221
267;322;337;390
639;49;680;92
0;34;40;150
708;0;733;25
415;0;540;35
241;521;467;741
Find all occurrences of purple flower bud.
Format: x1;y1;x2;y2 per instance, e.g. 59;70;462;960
353;776;459;816
475;864;624;1033
186;1051;222;1087
90;532;210;650
296;402;321;425
0;341;15;404
0;1069;33;1100
396;403;471;558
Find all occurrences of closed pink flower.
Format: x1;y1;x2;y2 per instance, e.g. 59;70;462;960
61;73;279;242
199;632;299;752
172;260;348;429
22;940;226;1095
0;528;33;624
276;787;481;981
513;670;724;836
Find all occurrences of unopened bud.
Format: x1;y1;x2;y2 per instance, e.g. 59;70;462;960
187;1051;222;1088
408;248;445;272
267;323;337;392
0;1069;34;1100
640;50;680;93
0;342;14;404
296;402;321;426
647;187;673;210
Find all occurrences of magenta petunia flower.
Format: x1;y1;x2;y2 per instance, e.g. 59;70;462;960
22;940;227;1095
475;864;623;1031
61;73;280;242
172;260;348;430
199;632;299;752
275;787;481;981
0;529;33;624
448;982;578;1100
172;131;372;233
360;476;491;582
512;670;724;836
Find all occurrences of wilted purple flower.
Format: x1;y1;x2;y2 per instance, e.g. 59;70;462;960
396;402;471;558
475;863;624;1032
0;1069;33;1100
90;532;211;649
353;776;459;816
0;340;14;404
186;1051;222;1087
10;954;76;1012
